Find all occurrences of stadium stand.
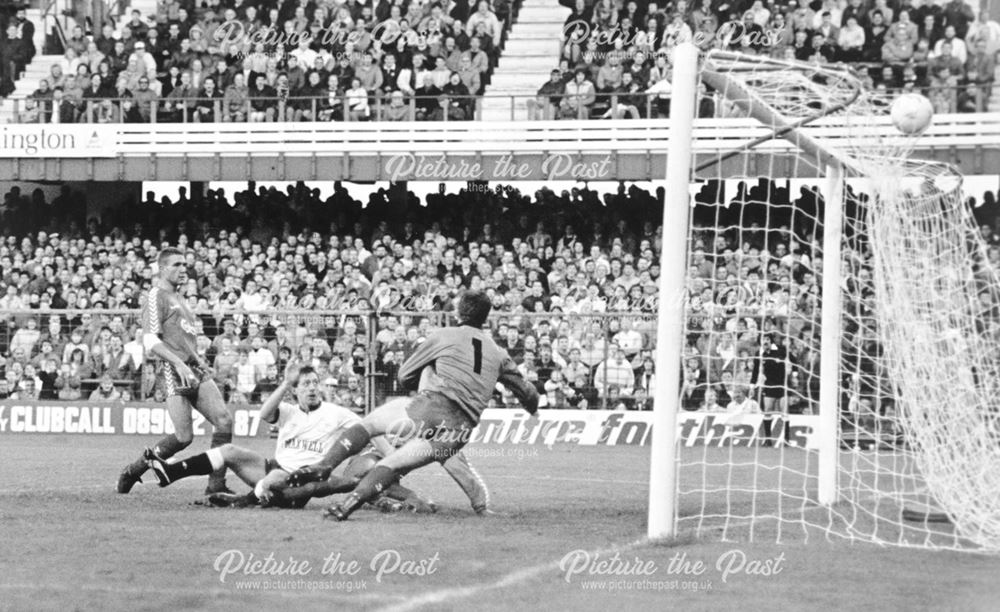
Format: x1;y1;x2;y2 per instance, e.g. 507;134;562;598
2;179;999;418
1;0;524;123
537;0;1000;118
3;1;998;122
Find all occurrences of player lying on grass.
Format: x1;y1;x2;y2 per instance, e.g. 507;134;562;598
118;247;233;495
148;362;490;513
288;290;539;521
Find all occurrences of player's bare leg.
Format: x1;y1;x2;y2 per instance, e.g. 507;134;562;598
193;379;234;494
323;437;439;521
289;398;414;485
148;444;266;488
116;395;195;493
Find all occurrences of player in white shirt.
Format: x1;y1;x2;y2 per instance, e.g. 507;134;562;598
147;363;364;507
149;362;490;512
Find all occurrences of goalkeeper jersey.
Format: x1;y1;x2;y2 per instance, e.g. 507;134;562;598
397;325;523;422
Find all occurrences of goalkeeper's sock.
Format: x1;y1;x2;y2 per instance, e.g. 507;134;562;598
320;424;371;470
340;466;398;519
164;448;225;482
207;431;233;491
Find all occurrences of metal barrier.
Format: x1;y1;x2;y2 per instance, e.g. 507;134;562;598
12;81;991;124
0;308;659;412
11;91;675;124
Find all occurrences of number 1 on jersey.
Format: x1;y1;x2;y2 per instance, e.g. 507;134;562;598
472;338;482;374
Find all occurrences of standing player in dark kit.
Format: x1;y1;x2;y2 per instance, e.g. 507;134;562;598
116;247;235;494
288;290;539;521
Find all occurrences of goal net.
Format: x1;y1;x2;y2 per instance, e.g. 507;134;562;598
662;46;1000;553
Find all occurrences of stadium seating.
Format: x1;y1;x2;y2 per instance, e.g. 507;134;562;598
2;179;999;416
534;0;1000;119
1;0;524;123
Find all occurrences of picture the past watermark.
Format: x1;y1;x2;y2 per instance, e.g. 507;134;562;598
213;549;440;590
559;548;786;592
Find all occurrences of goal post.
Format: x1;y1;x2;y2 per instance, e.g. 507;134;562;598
817;163;844;506
648;46;999;553
647;41;699;540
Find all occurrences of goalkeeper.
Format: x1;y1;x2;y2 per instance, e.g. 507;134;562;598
288;290;538;521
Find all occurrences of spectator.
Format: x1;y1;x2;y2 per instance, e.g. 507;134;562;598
23;79;53;123
89;375;122;401
601;71;643;119
726;386;761;414
248;73;277;122
194;76;224;122
12;7;35;66
355;53;384;93
317;74;344;121
162;71;196;122
965;39;996;112
593;344;635;404
1;24;27;96
942;0;975;40
934;25;969;63
129;41;158;81
838;16;866;61
456;54;481;96
543;367;576;408
233;348;258;397
345;76;371;120
383;90;411;120
10;318;41;356
699;388;724;412
560;69;595;119
13;377;41;401
929;66;959;112
223;72;249;121
633;355;654;410
414;72;441;120
866;11;891;61
251;363;280;403
967;11;1000;55
929;41;965;76
466;1;502;48
65;25;87;55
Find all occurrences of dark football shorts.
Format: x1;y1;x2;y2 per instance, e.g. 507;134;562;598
160;362;211;400
404;391;476;461
762;383;786;399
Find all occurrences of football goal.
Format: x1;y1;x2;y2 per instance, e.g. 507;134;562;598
648;43;1000;554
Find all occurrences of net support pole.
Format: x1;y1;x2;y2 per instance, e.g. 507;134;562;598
818;163;844;506
647;42;698;540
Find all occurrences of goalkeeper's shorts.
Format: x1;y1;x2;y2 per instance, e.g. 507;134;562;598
160;361;211;400
404;392;476;461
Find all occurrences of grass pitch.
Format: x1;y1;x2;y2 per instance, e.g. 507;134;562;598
1;434;998;611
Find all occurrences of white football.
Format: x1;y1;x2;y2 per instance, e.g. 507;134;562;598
890;93;934;135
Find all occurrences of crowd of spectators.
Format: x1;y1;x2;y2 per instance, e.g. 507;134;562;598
2;179;1000;417
537;0;999;119
13;0;519;123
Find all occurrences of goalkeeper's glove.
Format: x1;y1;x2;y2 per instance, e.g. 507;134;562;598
287;463;333;487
